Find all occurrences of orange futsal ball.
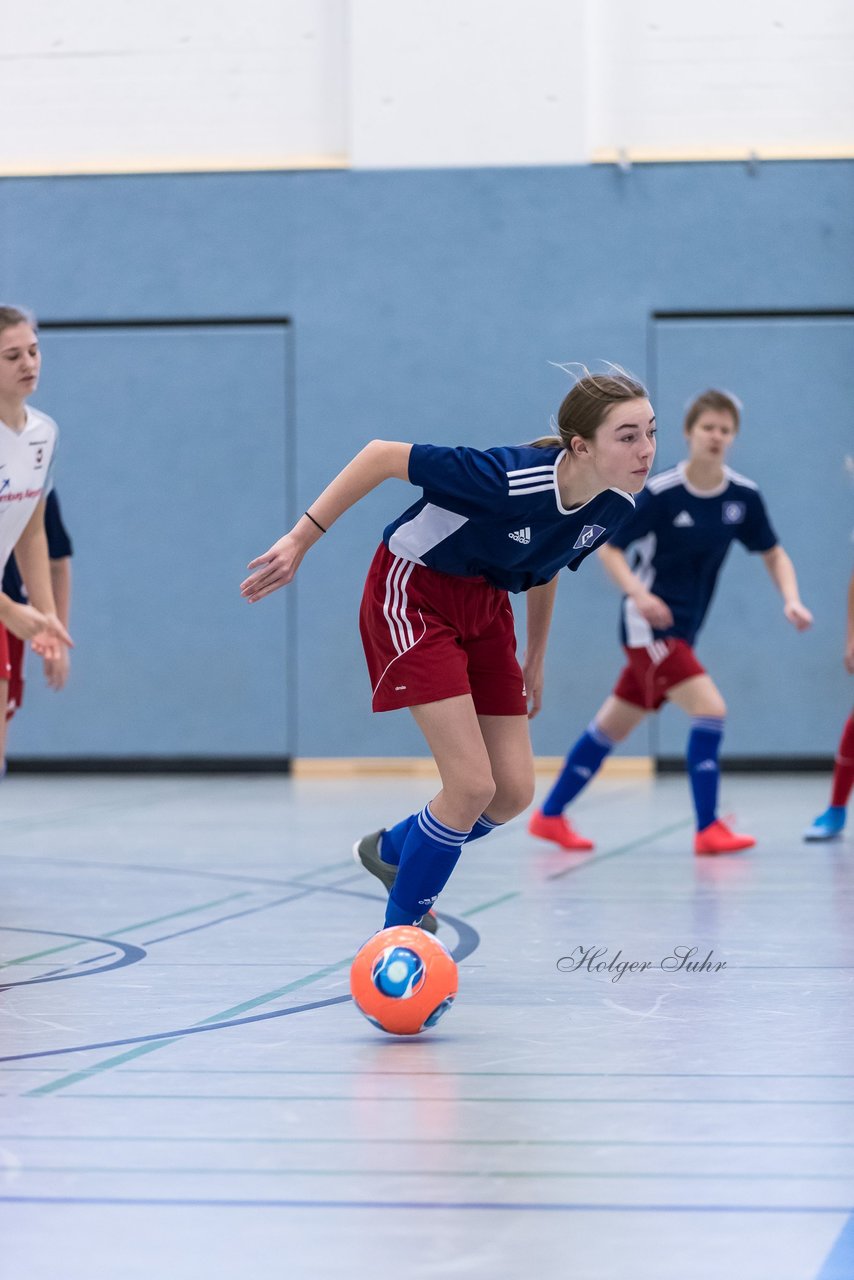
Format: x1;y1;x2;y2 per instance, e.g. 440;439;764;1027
350;925;458;1036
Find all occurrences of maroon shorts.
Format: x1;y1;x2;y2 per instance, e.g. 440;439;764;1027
359;543;528;715
0;623;25;721
612;638;706;711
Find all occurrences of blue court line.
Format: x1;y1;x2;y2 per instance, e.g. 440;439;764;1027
54;1094;854;1105
7;1068;854;1080
10;1165;854;1182
0;892;250;968
0;928;146;991
138;890;320;946
8;912;480;1082
0;1195;850;1213
2;1136;853;1149
815;1212;854;1279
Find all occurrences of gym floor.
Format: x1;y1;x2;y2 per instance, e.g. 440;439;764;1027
1;771;852;1280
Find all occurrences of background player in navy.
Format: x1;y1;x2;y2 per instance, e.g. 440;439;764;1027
2;487;74;724
804;567;854;841
242;367;656;930
529;389;813;857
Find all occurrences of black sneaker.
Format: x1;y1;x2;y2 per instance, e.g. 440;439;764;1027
352;831;438;933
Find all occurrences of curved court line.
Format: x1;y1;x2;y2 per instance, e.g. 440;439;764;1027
1;913;480;1068
0;927;146;991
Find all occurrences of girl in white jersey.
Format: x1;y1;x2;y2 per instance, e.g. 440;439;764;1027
242;368;657;933
0;306;73;775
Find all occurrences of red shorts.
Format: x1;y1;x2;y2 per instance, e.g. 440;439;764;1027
0;622;25;721
360;543;528;715
612;638;706;711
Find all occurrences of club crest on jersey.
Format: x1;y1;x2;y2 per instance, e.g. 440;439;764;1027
573;524;606;550
722;502;746;525
508;527;531;545
673;510;694;527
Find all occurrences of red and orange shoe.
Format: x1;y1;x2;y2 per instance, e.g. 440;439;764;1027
527;809;594;852
694;818;756;856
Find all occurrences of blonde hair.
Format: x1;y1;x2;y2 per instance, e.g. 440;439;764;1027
532;363;648;450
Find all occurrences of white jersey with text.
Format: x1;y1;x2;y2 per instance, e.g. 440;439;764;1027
0;407;58;570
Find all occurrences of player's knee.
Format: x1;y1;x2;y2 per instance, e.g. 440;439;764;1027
444;770;496;823
705;694;727;719
493;772;536;820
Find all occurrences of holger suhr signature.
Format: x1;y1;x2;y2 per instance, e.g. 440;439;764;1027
556;945;727;983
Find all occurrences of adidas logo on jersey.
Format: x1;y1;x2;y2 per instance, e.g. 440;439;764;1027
509;527;531;545
673;511;694;527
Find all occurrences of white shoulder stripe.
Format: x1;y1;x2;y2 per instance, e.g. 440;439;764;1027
646;467;682;493
724;467;759;491
509;482;556;496
506;464;555;478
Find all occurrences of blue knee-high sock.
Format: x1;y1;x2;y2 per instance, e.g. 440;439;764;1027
385;804;471;927
466;814;502;843
687;716;724;832
380;810;502;866
541;722;615;816
379;814;416;866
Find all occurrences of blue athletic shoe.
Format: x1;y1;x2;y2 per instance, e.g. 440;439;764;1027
803;806;846;841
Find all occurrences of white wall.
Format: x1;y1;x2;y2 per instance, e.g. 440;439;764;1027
1;0;852;174
0;0;348;174
587;0;854;162
349;0;589;167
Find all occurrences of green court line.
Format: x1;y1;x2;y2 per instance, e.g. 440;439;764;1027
0;892;252;969
26;958;354;1097
546;817;695;879
461;892;519;917
10;1165;854;1181
19;814;698;1098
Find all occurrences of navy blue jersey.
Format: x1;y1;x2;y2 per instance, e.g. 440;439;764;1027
383;443;636;593
2;489;73;605
608;462;778;647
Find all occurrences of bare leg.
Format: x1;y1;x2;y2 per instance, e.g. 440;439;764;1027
476;713;535;823
409;695;498;830
594;694;650;743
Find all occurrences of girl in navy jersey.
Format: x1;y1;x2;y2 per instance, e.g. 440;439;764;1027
529;389;813;857
242;368;656;930
0;306;73;777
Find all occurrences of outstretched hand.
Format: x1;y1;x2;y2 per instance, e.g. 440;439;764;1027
784;601;813;632
240;534;305;603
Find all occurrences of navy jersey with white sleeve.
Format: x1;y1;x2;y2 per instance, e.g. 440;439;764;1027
608;461;778;647
383;443;636;593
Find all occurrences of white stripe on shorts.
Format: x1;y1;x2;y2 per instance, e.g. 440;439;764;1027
382;556;416;656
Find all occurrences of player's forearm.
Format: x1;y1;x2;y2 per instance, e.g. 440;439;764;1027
299;440;412;541
14;525;57;616
597;544;645;598
762;546;803;606
525;578;559;659
49;558;72;628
